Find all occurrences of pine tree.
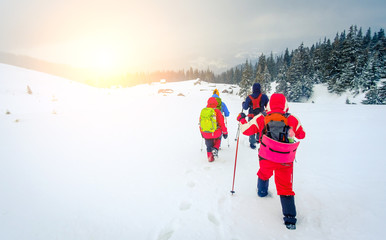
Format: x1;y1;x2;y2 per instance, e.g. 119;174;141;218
362;84;382;104
263;65;272;93
362;53;381;91
283;48;291;67
327;34;343;93
335;26;360;93
238;60;254;98
255;67;264;90
363;28;372;48
267;52;276;80
254;54;271;93
316;38;332;84
312;42;323;84
276;65;289;95
378;80;386;104
257;54;267;73
253;62;258;80
228;68;235;84
286;43;314;102
372;29;386;79
234;67;242;85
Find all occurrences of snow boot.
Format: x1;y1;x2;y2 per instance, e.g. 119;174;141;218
249;134;257;149
256;133;260;144
285;222;296;230
207;152;214;162
212;148;218;158
280;195;297;230
257;178;269;197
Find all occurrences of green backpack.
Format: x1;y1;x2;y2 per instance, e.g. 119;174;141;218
200;108;218;133
215;97;222;111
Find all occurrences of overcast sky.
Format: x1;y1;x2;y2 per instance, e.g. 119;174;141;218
1;0;385;73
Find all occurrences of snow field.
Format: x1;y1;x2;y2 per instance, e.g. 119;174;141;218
1;63;386;240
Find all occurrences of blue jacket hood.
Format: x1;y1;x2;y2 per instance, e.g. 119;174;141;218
253;83;261;94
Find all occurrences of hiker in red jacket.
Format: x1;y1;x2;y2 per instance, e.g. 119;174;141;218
237;93;306;230
199;97;228;162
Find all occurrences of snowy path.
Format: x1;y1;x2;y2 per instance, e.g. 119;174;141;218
1;64;386;239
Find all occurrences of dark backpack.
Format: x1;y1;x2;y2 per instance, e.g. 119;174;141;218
262;112;291;143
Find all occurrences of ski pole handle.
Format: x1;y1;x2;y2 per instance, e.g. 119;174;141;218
235;107;244;141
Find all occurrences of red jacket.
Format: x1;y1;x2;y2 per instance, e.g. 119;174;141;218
200;97;228;139
240;93;306;140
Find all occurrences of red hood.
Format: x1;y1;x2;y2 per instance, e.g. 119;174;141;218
266;93;289;114
207;97;218;108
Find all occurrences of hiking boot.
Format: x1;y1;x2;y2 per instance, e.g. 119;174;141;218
212;148;218;158
285;223;296;230
207;152;214;162
250;143;256;149
257;178;269;197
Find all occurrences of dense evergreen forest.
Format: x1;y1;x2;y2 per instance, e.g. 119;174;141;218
122;25;385;104
215;25;386;104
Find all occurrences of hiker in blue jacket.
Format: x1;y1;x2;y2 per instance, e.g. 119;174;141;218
242;83;269;149
212;89;230;148
212;89;230;117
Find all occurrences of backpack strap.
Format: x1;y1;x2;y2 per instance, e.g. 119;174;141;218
249;94;263;110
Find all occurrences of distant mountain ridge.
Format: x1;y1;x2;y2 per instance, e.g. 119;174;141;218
0;52;90;83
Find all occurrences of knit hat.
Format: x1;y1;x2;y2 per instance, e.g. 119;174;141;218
252;83;261;94
213;89;219;96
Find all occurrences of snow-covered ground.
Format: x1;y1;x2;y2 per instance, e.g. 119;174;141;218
1;63;386;240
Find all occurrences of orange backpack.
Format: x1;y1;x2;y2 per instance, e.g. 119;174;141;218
262;112;290;143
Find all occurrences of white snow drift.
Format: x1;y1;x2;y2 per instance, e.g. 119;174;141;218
1;63;386;240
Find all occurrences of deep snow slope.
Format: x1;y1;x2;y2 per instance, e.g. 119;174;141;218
1;63;386;240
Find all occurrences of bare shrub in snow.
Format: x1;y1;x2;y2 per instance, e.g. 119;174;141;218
27;85;32;95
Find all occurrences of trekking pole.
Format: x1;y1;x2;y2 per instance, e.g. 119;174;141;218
225;117;230;148
227;131;230;147
234;122;240;141
234;109;244;141
201;137;204;152
231;121;241;195
231;108;244;195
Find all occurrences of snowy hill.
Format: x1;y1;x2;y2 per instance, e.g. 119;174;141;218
1;63;386;240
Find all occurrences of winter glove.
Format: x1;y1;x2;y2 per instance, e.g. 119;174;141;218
288;127;295;138
223;133;228;139
237;112;246;121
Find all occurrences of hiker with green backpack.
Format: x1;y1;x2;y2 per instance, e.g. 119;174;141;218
199;97;228;162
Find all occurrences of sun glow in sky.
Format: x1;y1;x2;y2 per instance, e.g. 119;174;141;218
69;37;131;75
1;0;385;75
22;32;150;76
